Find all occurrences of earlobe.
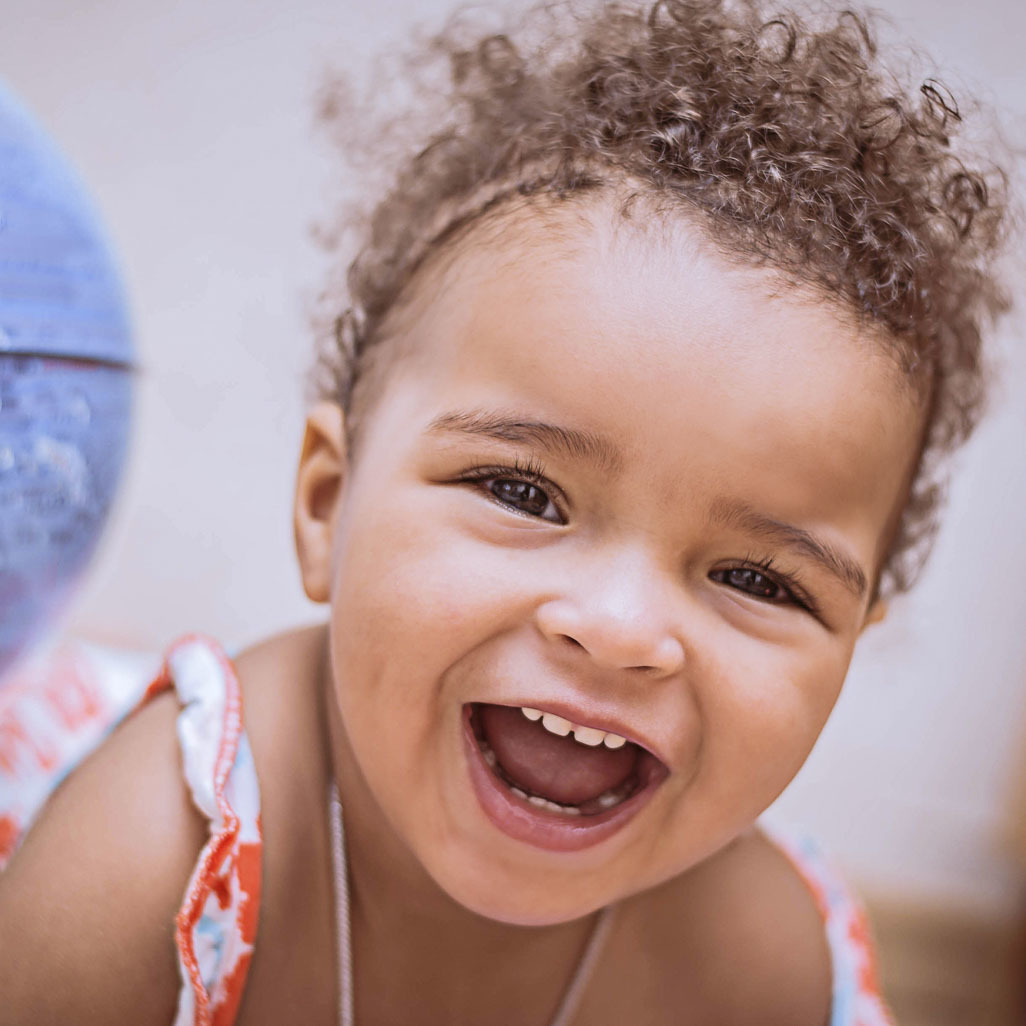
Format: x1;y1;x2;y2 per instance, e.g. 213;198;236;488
293;401;347;604
861;599;889;630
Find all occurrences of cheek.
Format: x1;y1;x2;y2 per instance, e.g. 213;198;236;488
329;489;554;661
696;632;850;797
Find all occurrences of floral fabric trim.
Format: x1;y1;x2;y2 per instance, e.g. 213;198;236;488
153;636;262;1026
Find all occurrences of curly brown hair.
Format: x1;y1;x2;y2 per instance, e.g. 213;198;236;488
313;0;1011;596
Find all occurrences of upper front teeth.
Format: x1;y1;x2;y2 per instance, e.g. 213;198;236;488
521;707;628;749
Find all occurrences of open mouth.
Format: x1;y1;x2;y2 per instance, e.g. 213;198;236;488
464;702;669;852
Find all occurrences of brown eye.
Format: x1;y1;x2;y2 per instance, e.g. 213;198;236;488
712;567;789;602
489;478;555;519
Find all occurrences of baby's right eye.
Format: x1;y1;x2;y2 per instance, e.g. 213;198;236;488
488;478;555;519
480;474;564;524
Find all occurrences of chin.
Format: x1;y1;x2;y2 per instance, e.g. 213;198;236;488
432;857;618;927
418;814;674;927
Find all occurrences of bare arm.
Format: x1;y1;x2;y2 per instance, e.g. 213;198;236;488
0;690;207;1025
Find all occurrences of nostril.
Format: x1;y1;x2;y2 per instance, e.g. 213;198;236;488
559;636;661;673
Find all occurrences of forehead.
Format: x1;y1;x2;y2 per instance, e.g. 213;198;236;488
391;198;914;415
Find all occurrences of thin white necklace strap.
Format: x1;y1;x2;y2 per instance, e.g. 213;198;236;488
328;781;616;1026
329;781;355;1026
548;904;617;1026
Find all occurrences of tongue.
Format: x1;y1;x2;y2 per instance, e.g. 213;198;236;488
478;704;638;806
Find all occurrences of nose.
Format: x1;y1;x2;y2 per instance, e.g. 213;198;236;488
535;551;686;677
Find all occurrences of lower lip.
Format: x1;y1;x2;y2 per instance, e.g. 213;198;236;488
461;706;665;853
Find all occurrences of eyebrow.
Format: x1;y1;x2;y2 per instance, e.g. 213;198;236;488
427;408;623;473
710;498;869;599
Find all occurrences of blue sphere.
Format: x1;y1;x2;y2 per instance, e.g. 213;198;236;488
0;82;133;680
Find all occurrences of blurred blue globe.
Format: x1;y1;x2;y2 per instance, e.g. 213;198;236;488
0;81;133;681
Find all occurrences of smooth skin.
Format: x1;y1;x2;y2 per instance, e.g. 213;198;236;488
0;200;922;1025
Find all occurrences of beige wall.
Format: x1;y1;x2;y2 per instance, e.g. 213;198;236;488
3;0;1024;915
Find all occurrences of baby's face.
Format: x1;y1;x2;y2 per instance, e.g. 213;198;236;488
301;204;922;924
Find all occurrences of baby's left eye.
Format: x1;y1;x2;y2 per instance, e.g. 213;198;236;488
711;567;793;604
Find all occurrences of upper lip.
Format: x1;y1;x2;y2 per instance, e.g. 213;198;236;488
472;698;669;766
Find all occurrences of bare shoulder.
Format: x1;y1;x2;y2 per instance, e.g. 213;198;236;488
591;829;833;1026
0;687;207;1026
689;827;834;1025
232;623;330;791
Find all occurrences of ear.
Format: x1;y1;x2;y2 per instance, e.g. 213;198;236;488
860;599;889;631
293;401;347;604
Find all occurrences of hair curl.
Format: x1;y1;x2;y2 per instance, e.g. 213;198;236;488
314;0;1012;596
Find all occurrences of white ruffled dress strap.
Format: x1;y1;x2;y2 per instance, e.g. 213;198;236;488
154;635;263;1026
765;828;895;1026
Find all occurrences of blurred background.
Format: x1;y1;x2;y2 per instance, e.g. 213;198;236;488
1;0;1023;1021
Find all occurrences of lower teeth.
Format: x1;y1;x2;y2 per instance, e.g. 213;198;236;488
480;738;628;816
